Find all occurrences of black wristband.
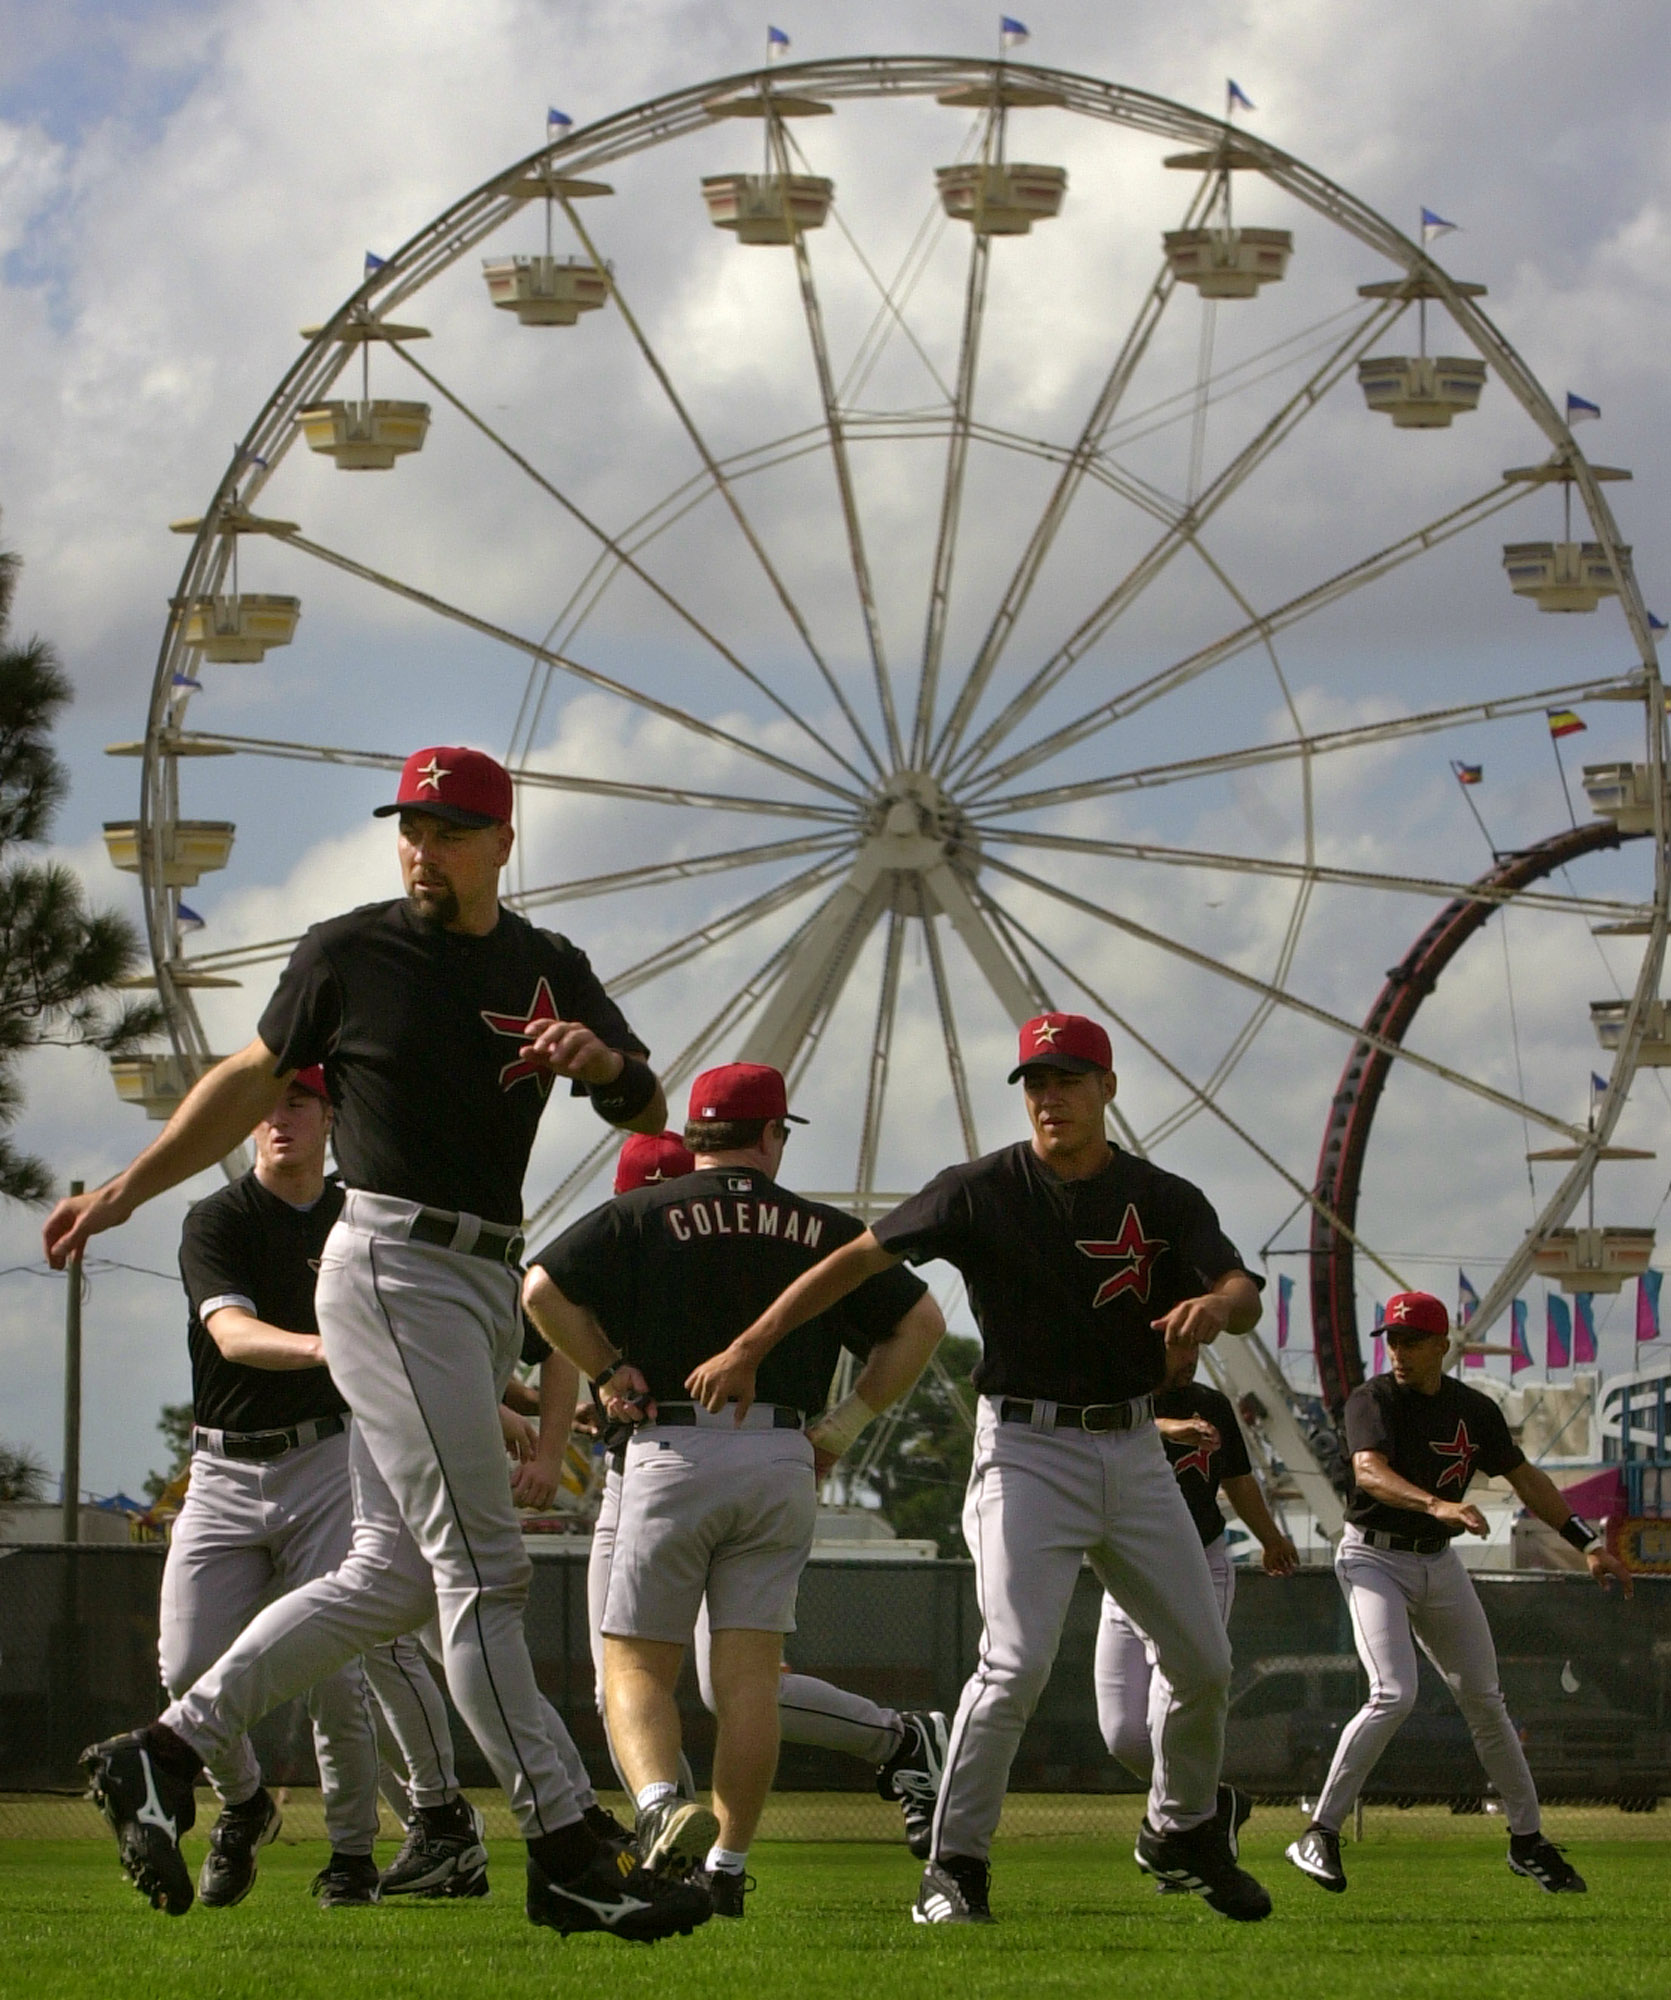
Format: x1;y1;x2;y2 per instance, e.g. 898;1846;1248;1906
588;1054;657;1125
1559;1514;1600;1553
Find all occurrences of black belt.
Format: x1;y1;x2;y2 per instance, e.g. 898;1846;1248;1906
653;1403;804;1430
998;1395;1153;1434
407;1209;525;1266
192;1414;347;1461
1357;1527;1449;1556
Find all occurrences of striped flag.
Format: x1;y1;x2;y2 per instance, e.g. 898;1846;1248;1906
1421;207;1459;243
766;25;790;59
175;902;206;934
1547;1294;1572;1368
1276;1273;1293;1349
1452;760;1483;786
1575;1292;1598;1363
1546;708;1586;739
547;107;572;132
1637;1269;1663;1344
171;671;204;693
1000;15;1030;47
1566;391;1601;425
1510;1299;1532;1375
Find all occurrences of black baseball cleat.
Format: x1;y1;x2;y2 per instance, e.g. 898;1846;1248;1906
311;1852;382;1907
698;1865;754;1918
81;1730;198;1916
197;1786;281;1908
634;1796;720;1878
1508;1833;1587;1894
526;1846;713;1942
1217;1782;1254;1861
878;1711;950;1861
912;1854;994;1925
1135;1814;1272;1922
1285;1823;1347;1894
582;1802;634;1852
379;1799;488;1899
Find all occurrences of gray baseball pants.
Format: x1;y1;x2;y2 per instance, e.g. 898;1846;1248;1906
163;1193;591;1838
1095;1534;1236;1780
931;1399;1231;1861
1314;1526;1540;1835
160;1428;460;1851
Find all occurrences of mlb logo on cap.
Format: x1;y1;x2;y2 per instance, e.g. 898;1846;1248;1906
1382;1291;1451;1339
1008;1012;1113;1083
687;1063;808;1124
373;746;514;827
615;1131;697;1193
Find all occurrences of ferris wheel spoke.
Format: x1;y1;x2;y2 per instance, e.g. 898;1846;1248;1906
280;529;861;804
555;195;887;778
978;827;1643;921
916;884;980;1160
388;344;871;791
607;853;852;995
963;478;1535;797
983;852;1590;1142
511;831;852;912
855;909;908;1195
946;298;1401;784
984;894;1412;1293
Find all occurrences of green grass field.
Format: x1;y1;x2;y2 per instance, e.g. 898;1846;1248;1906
5;1818;1669;2000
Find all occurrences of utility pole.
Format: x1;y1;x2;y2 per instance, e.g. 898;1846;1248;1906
60;1180;83;1544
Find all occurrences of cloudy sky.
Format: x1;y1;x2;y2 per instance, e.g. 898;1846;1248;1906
2;0;1669;1500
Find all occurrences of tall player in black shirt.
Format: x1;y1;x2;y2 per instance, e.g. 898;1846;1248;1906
1286;1290;1632;1898
50;745;710;1942
691;1013;1271;1926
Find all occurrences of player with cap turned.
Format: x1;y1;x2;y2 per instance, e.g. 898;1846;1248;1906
48;745;710;1942
1287;1289;1632;1897
582;1132;952;1860
690;1014;1271;1925
523;1063;946;1916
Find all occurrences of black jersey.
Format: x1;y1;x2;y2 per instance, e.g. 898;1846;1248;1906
531;1166;928;1413
871;1142;1258;1405
1155;1382;1251;1549
1343;1374;1524;1539
177;1172;348;1432
258;899;646;1225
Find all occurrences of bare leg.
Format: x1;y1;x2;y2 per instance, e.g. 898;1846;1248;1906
707;1628;783;1854
602;1636;685;1795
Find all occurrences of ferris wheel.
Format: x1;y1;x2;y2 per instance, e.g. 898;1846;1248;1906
108;56;1666;1490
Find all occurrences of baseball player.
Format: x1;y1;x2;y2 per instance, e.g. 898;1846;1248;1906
581;1131;950;1859
49;745;710;1942
1095;1343;1296;1839
523;1064;946;1916
690;1014;1272;1924
163;1062;482;1908
1286;1290;1634;1897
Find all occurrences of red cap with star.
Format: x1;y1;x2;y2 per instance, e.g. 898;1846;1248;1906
1007;1011;1113;1083
614;1132;697;1193
1382;1291;1451;1340
373;746;513;827
688;1063;808;1124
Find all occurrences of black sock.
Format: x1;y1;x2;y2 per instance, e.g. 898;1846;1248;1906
143;1722;203;1782
528;1821;600;1882
1509;1830;1543;1854
418;1797;473;1833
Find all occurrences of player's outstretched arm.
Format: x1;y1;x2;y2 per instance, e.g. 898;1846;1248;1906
684;1230;903;1416
1505;1461;1635;1597
43;1036;291;1269
1222;1471;1299;1575
203;1308;326;1372
1352;1448;1489;1536
805;1292;946;1478
1151;1270;1261;1354
512;1349;581;1510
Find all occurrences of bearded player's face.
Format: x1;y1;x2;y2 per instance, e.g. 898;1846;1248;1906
398;811;514;929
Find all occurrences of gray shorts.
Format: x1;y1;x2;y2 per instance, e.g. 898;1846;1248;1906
602;1409;816;1643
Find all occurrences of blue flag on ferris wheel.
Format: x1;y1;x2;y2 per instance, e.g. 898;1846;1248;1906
1592;1072;1609;1102
1227;80;1255;112
1566;391;1601;424
547;107;572;131
364;251;386;277
766;25;790;58
1421;207;1459;243
1650;612;1669;634
1458;1270;1480;1324
1000;17;1030;47
176;902;206;933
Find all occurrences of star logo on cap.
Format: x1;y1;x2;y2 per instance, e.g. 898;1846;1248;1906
1032;1019;1061;1047
1076;1204;1168;1307
1431;1420;1479;1492
1172;1438;1217;1482
415;755;451;793
481;976;560;1093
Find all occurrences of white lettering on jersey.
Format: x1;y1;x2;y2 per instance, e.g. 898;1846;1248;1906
784;1210;801;1244
757;1204;780;1237
714;1206;733;1235
803;1216;823;1251
691;1202;713;1237
735;1202;752;1234
667;1207;691;1243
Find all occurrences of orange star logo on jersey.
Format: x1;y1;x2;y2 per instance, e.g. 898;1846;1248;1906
481;976;560;1093
1431;1420;1479;1492
1076;1205;1168;1307
1172;1439;1216;1482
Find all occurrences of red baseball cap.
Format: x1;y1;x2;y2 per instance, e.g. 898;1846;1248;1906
1382;1291;1451;1340
373;746;514;828
615;1132;697;1193
1008;1012;1114;1083
688;1063;808;1124
291;1065;330;1102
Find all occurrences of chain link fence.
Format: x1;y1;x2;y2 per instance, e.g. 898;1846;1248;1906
3;1545;1667;1838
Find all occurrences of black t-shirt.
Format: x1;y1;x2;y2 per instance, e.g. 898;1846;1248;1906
532;1167;928;1413
178;1172;348;1432
1343;1374;1525;1538
871;1143;1258;1404
1155;1382;1251;1549
258;899;646;1225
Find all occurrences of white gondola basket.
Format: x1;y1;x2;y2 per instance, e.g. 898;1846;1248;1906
110;1052;222;1121
1162;226;1292;298
102;820;236;888
1582;761;1663;835
481;255;611;326
700;173;833;244
296;399;431;470
1591;999;1671;1066
1502;541;1626;614
1357;355;1487;429
180;594;301;663
933;162;1067;236
1531;1226;1657;1295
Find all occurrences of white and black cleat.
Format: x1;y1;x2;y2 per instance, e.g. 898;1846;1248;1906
697;1864;753;1918
633;1796;720;1878
81;1730;198;1916
311;1852;382;1907
198;1785;281;1908
1217;1782;1253;1861
912;1854;993;1925
379;1798;489;1898
526;1847;713;1943
1135;1814;1272;1923
1508;1834;1586;1894
878;1712;950;1862
1285;1824;1347;1894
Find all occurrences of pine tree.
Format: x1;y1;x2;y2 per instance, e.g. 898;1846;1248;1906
0;528;164;1202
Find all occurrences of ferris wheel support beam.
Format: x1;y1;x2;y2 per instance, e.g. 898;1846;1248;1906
855;911;908;1197
917;883;982;1160
739;868;890;1073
